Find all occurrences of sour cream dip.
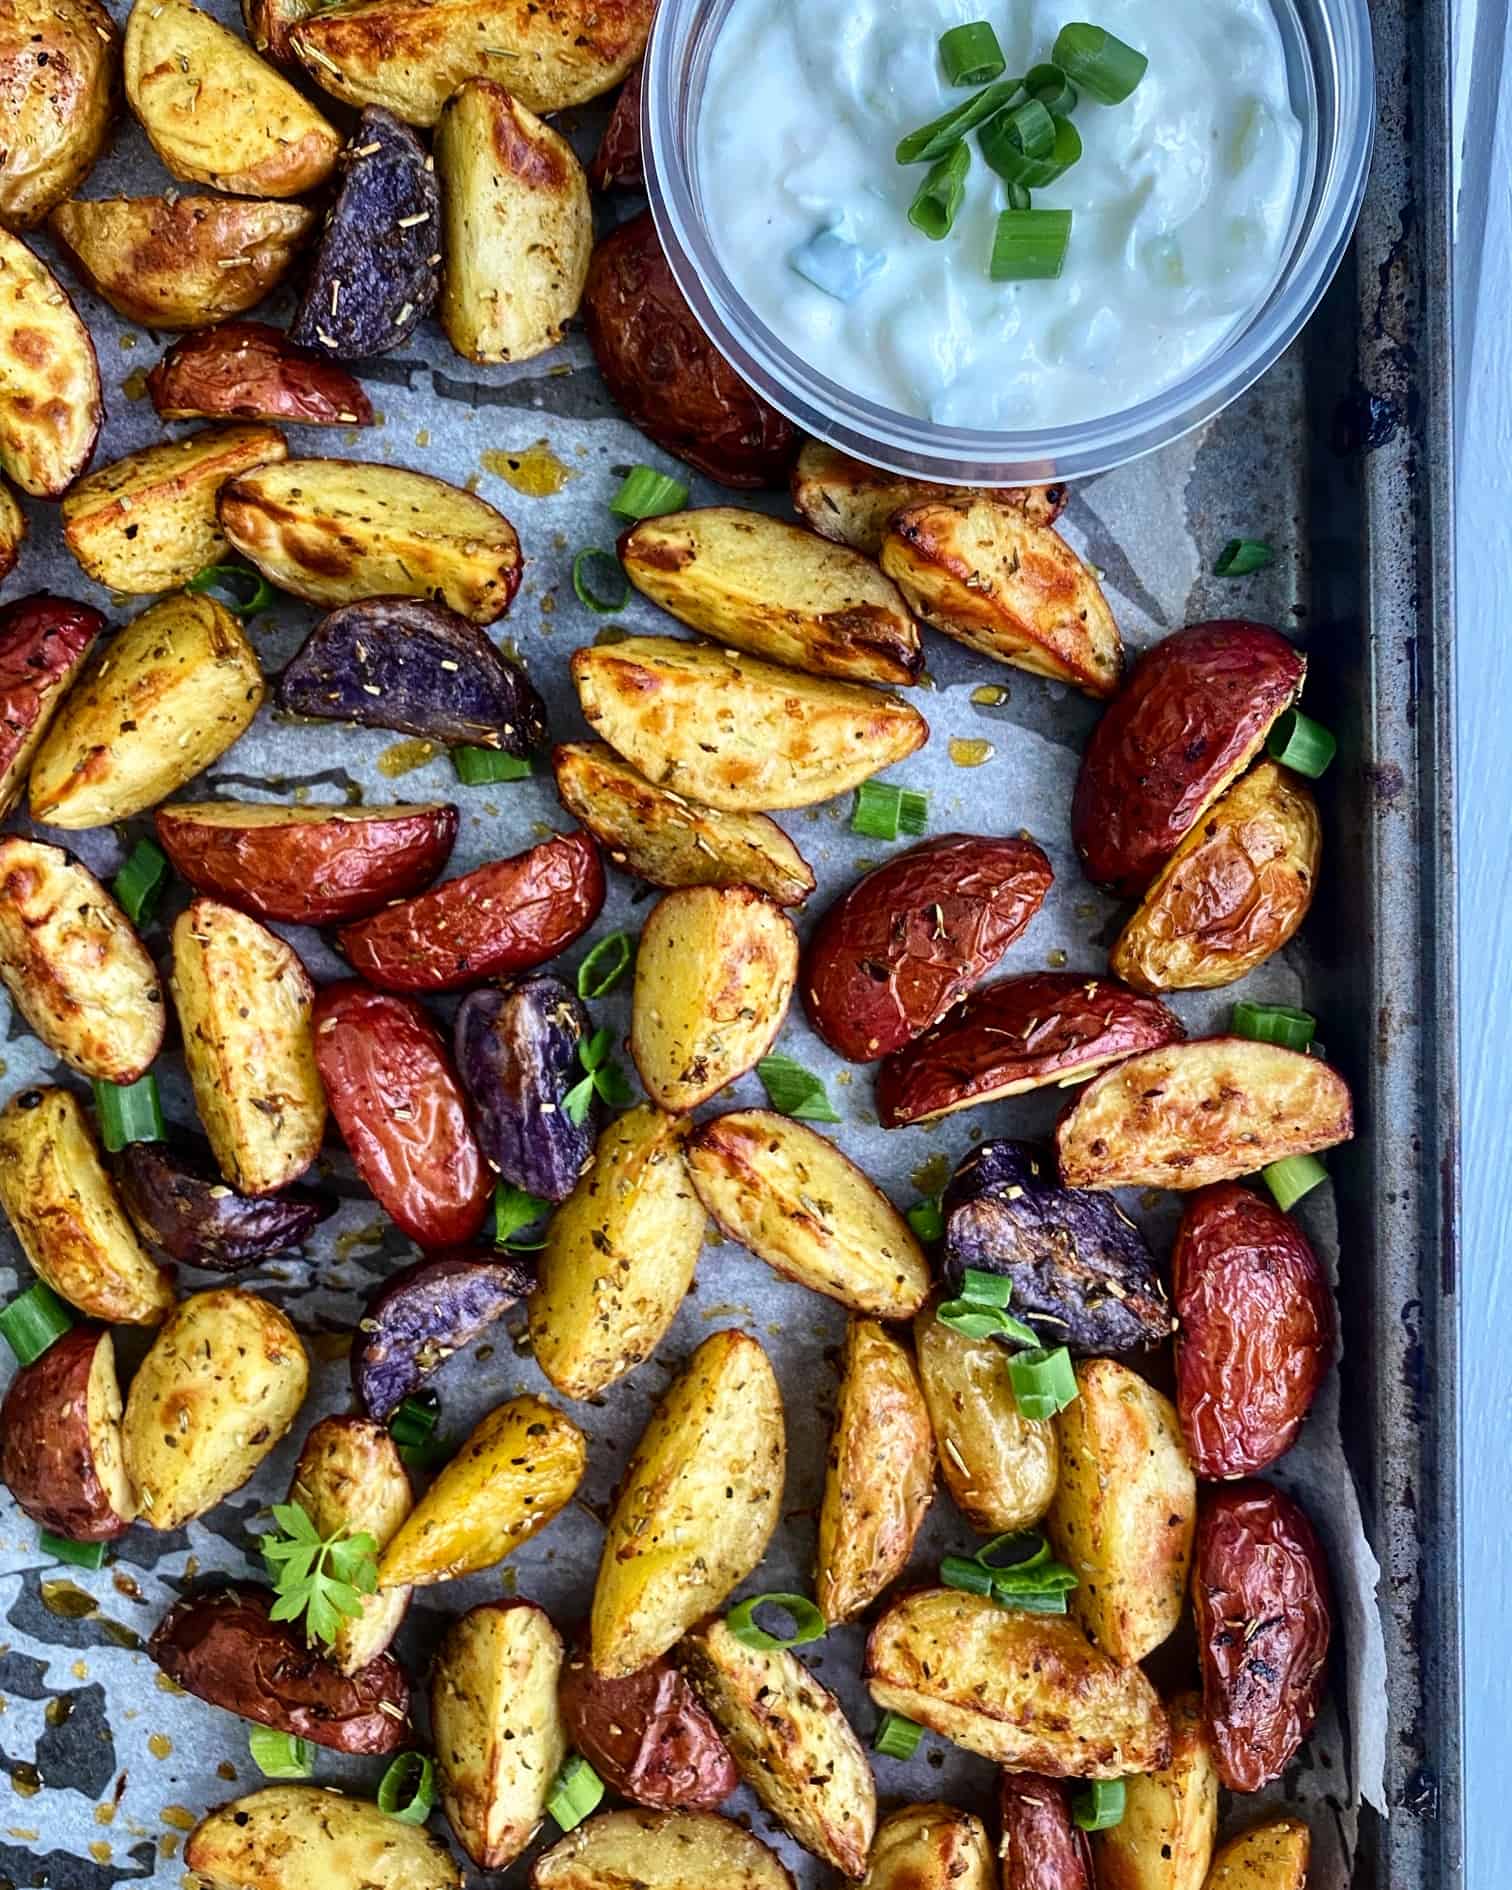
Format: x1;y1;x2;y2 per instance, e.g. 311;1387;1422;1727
697;0;1305;429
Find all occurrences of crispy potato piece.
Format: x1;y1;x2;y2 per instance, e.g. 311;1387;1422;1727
1055;1037;1354;1191
855;1804;994;1890
171;897;325;1196
432;1600;565;1870
864;1587;1169;1776
675;1616;876;1876
0;478;22;578
589;62;641;189
816;1318;934;1624
591;1330;784;1678
0;1086;173;1324
1201;1820;1310;1890
553;743;815;906
221;459;522;623
0;1324;136;1539
0;225;100;496
0;838;164;1082
687;1110;931;1319
186;1787;461;1890
999;1774;1093;1890
0;597;103;818
572;636;928;812
558;1644;736;1812
147;323;374;427
29;592;263;830
123;1287;308;1528
62;424;287;594
124;0;340;196
533;1809;793;1890
242;0;317;61
0;0;118;231
630;888;798;1112
881;497;1121;699
290;1417;411;1676
1046;1360;1196;1663
791;441;1067;556
437;80;591;364
620;508;923;686
48;194;315;329
530;1104;705;1400
1094;1692;1218;1890
378;1394;586;1588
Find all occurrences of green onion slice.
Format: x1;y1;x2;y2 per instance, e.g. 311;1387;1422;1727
980;112;1082;189
492;1180;552;1249
976;1531;1050;1572
1214;535;1275;576
1025;60;1077;114
577;930;634;999
955;1266;1011;1309
989;206;1074;281
756;1055;841;1123
547;1755;606;1832
113;839;169;928
874;1711;924;1759
852;780;931;840
248;1727;314;1779
939;20;1005;86
1003;95;1056;158
940;1554;997;1597
1262;1153;1328;1211
726;1592;827;1651
399;1435;454;1471
1071;1778;1127;1831
452;745;532;785
573;547;630;614
378;1752;437;1824
907;1194;944;1243
389;1393;439;1450
186;562;276;617
937;1271;1038;1344
610;466;689;520
1232;1000;1316;1051
908;142;972;241
39;1530;106;1569
0;1280;74;1366
897;76;1022;165
1007;1344;1079;1420
1005;179;1032;211
1051;22;1148;103
1266;708;1337;778
92;1074;164;1154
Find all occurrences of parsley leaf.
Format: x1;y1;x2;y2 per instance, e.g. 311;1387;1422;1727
261;1500;378;1648
492;1181;551;1250
563;1026;635;1126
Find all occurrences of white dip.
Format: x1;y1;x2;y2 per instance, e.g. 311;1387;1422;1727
697;0;1305;429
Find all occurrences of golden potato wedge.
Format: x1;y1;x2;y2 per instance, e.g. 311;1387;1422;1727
791;441;1067;557
1093;1692;1218;1890
123;0;340;196
186;1786;462;1890
591;1330;784;1678
914;1298;1057;1533
170;898;325;1197
289;1416;411;1676
436;80;591;364
432;1600;566;1870
881;497;1121;699
123;1287;309;1529
242;0;316;61
0;0;118;231
0;1085;173;1324
62;424;288;595
816;1318;934;1624
864;1587;1169;1776
630;887;798;1112
0;478;23;579
48;195;315;330
220;458;522;624
530;1105;705;1400
29;592;264;830
675;1615;876;1876
687;1110;931;1319
1111;761;1322;993
572;636;929;812
1055;1037;1354;1191
533;1809;793;1890
856;1804;995;1890
1202;1819;1310;1890
0;839;164;1083
0;225;100;496
620;508;923;687
553;743;815;906
378;1394;586;1589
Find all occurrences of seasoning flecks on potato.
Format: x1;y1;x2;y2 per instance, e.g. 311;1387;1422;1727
0;224;102;496
147;322;375;427
186;1786;462;1890
0;594;104;818
791;439;1067;557
0;0;119;231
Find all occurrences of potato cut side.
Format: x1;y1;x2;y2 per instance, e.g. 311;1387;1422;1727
1201;1819;1310;1890
1093;1692;1218;1890
855;1805;996;1890
0;0;118;231
532;1809;794;1890
0;225;101;495
791;440;1067;556
290;1417;411;1676
185;1786;462;1890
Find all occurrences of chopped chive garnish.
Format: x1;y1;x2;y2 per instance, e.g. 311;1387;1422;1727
113;839;169;928
1007;1344;1079;1419
980;112;1082;189
1071;1778;1127;1830
1005;179;1032;211
91;1074;164;1154
756;1055;841;1123
989;206;1074;281
942;1531;1077;1612
377;1752;436;1824
906;1194;944;1243
852;780;930;841
1003;96;1056;159
976;1531;1051;1572
1051;22;1148;103
1025;61;1077;114
573;547;630;614
186;562;276;617
909;142;971;241
0;1281;73;1365
389;1393;439;1450
452;746;531;785
1232;1001;1316;1051
39;1531;106;1569
874;1711;924;1759
1214;536;1276;576
940;1553;997;1597
547;1755;605;1832
939;20;1005;86
248;1727;314;1778
725;1592;827;1651
492;1181;551;1250
610;466;689;520
897;76;1022;165
1266;708;1337;778
1262;1153;1328;1211
577;930;634;999
936;1268;1038;1343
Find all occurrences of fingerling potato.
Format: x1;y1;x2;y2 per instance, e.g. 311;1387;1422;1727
0;478;22;580
0;225;100;496
558;1644;737;1811
0;0;118;231
532;1809;793;1890
290;1416;412;1676
0;595;103;818
857;1804;994;1890
791;441;1066;556
1092;1691;1218;1890
998;1774;1092;1890
146;323;374;427
1201;1820;1310;1889
0;1325;136;1539
186;1786;462;1890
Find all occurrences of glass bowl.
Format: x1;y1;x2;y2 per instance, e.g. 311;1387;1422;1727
641;0;1375;484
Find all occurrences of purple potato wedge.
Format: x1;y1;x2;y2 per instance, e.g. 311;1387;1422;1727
115;1137;337;1270
350;1250;536;1421
277;595;549;752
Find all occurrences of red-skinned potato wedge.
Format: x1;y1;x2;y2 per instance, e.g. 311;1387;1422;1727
1072;622;1306;896
533;1809;794;1890
338;830;604;993
147;323;374;427
0;479;23;579
998;1774;1093;1890
0;595;103;818
1173;1183;1332;1478
0;225;100;496
791;440;1067;557
559;1641;737;1811
0;1326;136;1540
155;801;459;925
1093;1691;1218;1890
186;1787;461;1890
0;0;119;232
803;833;1052;1064
876;970;1183;1128
857;1804;994;1890
1055;1037;1353;1191
589;63;642;190
1201;1819;1310;1889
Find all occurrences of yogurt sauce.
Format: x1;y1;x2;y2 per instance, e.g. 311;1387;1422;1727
697;0;1305;429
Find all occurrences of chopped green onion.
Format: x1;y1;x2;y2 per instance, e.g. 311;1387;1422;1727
573;548;630;614
1214;536;1275;576
1266;708;1337;778
1001;96;1056;159
547;1755;605;1832
1262;1154;1328;1211
1005;179;1032;211
452;746;531;785
399;1435;454;1471
186;562;277;617
897;76;1022;165
956;1266;1011;1308
492;1180;551;1250
1025;61;1077;114
577;931;634;999
726;1591;827;1650
940;1554;997;1597
937;1270;1038;1344
1232;1000;1316;1051
1071;1778;1127;1831
1007;1344;1079;1419
92;1074;164;1154
756;1055;841;1123
874;1711;924;1759
980;112;1082;189
378;1752;436;1824
939;20;1005;86
389;1394;439;1450
976;1531;1050;1572
907;1194;944;1243
989;207;1074;281
852;780;931;841
113;839;169;928
610;467;689;520
0;1280;73;1365
39;1531;106;1569
908;142;972;241
1051;22;1148;103
248;1727;313;1778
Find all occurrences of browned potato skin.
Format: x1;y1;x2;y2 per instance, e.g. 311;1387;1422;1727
532;1808;795;1890
0;225;100;496
0;479;22;579
1201;1819;1310;1890
0;1325;136;1539
791;441;1067;557
815;1318;934;1624
289;1416;411;1676
855;1804;994;1890
998;1774;1093;1890
147;323;374;427
242;0;317;62
0;596;102;819
1093;1692;1218;1890
186;1787;461;1890
559;1644;738;1811
0;0;118;231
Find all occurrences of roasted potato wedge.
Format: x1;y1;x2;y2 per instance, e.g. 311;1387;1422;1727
1055;1037;1354;1190
117;1135;335;1270
62;424;287;594
533;1809;793;1890
147;323;374;427
0;477;22;579
221;459;522;623
0;595;103;818
29;591;264;830
531;1104;705;1399
1201;1820;1310;1889
574;635;927;814
0;1325;135;1539
815;1317;933;1624
591;1329;784;1677
881;497;1121;698
675;1615;876;1877
437;80;591;364
1093;1691;1218;1890
186;1787;462;1890
123;1286;308;1528
48;194;316;329
456;974;601;1201
589;63;642;190
124;0;340;196
0;225;100;496
350;1250;535;1420
1045;1358;1196;1663
0;0;118;231
791;441;1066;556
0;1086;173;1324
377;1394;586;1588
999;1775;1093;1889
290;1416;411;1675
857;1804;994;1890
559;1645;737;1811
242;0;317;63
864;1587;1169;1775
619;507;923;686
